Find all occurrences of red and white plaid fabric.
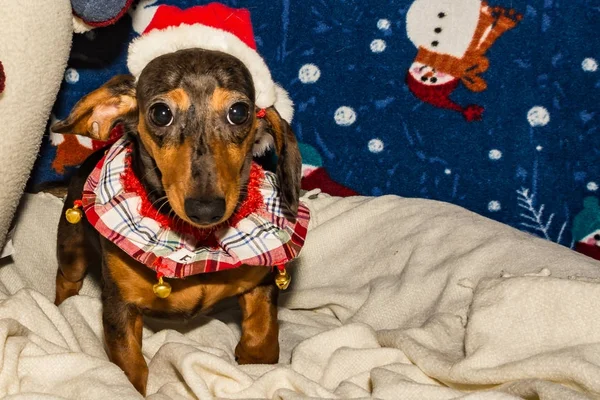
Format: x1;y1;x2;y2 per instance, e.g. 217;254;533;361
82;136;310;279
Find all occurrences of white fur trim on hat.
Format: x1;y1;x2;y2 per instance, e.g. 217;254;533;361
127;23;293;122
273;84;294;123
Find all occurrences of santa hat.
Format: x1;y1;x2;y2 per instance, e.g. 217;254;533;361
405;72;484;122
127;2;294;123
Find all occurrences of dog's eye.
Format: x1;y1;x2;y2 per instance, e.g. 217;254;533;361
227;102;250;125
149;103;173;127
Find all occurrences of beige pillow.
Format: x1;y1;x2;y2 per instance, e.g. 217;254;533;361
0;0;72;249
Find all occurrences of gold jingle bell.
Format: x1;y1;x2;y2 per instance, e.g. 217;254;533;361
65;206;83;224
275;267;291;290
153;276;172;298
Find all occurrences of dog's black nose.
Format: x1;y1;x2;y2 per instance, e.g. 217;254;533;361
184;197;226;225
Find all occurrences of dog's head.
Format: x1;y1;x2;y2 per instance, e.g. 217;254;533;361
52;49;301;227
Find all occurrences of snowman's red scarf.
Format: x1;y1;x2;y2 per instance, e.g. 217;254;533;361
120;147;265;243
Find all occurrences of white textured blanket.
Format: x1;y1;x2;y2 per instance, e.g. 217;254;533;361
2;192;600;399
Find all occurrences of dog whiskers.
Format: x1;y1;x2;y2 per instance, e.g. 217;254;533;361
153;197;170;217
139;166;160;185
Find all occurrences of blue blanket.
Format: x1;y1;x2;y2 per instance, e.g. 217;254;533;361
30;0;600;252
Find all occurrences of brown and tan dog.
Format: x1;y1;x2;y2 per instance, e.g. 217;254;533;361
52;48;301;395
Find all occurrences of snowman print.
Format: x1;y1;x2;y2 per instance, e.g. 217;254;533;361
405;0;522;121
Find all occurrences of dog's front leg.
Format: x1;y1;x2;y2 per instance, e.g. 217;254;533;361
102;285;148;395
55;161;101;306
235;282;280;364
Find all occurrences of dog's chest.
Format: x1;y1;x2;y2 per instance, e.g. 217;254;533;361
103;239;270;317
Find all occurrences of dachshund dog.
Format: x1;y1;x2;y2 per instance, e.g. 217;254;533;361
52;48;302;395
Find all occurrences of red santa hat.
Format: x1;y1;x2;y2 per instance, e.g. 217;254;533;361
127;2;294;123
405;72;484;122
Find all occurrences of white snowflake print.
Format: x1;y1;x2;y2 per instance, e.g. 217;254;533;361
527;106;550;127
370;39;386;53
368;138;384;153
334;106;357;126
488;201;501;212
489;149;502;160
582;58;598;72
298;64;321;84
64;68;79;84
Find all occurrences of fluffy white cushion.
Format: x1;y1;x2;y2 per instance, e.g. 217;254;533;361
0;0;72;249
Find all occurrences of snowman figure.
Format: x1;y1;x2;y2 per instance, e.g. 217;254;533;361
405;0;522;121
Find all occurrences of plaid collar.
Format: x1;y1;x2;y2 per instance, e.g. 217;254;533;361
82;136;310;279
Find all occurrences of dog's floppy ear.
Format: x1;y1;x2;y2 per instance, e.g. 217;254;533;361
52;75;137;140
257;108;302;217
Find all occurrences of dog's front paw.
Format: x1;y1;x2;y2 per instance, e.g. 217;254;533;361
234;341;279;365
